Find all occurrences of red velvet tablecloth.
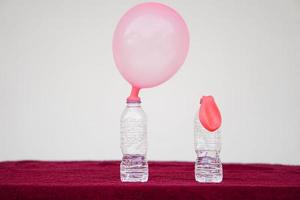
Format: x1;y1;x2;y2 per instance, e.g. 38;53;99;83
0;161;299;200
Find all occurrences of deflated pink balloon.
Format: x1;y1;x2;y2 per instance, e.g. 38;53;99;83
113;2;189;89
199;96;222;132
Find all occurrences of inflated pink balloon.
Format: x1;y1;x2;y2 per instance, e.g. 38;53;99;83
113;2;189;100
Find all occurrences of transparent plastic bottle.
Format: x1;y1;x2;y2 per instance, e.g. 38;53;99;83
194;96;223;183
120;101;148;182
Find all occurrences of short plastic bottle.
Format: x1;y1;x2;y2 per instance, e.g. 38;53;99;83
194;96;223;183
120;100;148;182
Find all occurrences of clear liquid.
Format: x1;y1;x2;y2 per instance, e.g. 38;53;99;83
121;154;148;182
195;150;223;183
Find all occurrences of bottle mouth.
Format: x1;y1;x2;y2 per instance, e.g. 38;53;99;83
126;99;141;103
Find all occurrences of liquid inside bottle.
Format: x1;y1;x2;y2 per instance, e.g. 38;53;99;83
120;102;148;182
195;150;223;182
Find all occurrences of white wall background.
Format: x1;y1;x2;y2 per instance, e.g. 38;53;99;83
0;0;299;164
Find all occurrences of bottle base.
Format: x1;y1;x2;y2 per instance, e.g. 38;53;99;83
195;151;223;183
120;154;148;182
195;175;223;183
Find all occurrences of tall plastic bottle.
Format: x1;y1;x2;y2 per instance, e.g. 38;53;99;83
120;96;148;182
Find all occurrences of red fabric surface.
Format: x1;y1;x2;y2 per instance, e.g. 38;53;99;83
0;161;299;200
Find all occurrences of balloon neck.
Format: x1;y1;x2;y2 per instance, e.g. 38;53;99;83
127;86;141;103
